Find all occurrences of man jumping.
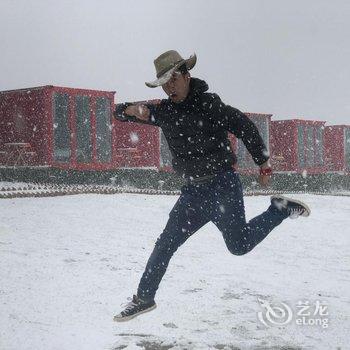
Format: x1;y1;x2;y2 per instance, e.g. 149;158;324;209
113;50;310;322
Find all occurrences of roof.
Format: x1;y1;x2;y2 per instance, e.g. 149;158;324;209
245;112;273;117
0;85;53;94
0;85;116;95
272;118;326;124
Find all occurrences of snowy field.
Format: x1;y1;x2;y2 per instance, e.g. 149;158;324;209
0;192;349;350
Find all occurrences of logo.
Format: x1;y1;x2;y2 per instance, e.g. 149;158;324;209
257;298;293;326
257;298;329;328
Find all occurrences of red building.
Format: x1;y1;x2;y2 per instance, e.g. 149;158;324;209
1;85;344;177
324;125;350;173
0;86;160;170
270;119;326;174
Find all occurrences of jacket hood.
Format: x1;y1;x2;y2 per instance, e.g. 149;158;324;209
189;77;209;95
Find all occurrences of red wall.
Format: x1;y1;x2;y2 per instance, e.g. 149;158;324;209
325;126;345;171
271;119;326;174
0;87;51;166
113;120;160;168
270;120;297;172
113;99;162;169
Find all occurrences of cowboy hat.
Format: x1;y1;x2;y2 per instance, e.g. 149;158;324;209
145;50;197;88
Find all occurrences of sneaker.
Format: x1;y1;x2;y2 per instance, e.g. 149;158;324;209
113;295;157;322
271;195;311;219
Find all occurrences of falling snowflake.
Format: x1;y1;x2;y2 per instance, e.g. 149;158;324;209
130;132;139;144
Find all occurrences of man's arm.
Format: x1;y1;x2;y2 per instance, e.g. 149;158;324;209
209;94;269;165
227;107;270;165
209;93;272;185
113;103;159;126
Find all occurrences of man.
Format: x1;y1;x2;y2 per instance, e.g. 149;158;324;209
113;50;310;322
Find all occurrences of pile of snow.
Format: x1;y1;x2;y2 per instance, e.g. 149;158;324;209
0;193;349;349
0;181;37;189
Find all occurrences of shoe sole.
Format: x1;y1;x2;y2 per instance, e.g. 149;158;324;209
271;195;311;217
113;303;157;322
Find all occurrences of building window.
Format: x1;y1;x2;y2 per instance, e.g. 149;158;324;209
76;96;92;163
96;97;112;163
315;127;324;166
298;126;304;167
160;131;172;167
53;93;71;162
305;126;314;166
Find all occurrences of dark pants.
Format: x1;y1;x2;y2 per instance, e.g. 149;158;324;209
137;170;288;301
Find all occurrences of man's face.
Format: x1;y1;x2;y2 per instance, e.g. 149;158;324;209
162;71;190;103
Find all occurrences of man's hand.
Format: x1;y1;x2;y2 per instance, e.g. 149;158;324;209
124;104;150;121
258;160;272;187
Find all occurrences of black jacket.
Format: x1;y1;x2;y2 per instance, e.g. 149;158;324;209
114;77;269;178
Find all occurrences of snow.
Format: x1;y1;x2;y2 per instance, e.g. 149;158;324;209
0;193;349;350
130;132;139;144
0;182;36;189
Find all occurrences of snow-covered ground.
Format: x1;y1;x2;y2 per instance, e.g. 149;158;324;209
0;192;349;350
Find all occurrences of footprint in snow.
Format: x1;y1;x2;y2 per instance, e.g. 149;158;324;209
221;291;243;300
163;322;178;329
182;287;203;294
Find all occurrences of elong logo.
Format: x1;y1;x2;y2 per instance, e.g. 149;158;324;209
257;298;329;329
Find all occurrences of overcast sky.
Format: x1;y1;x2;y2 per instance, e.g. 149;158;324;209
1;0;349;124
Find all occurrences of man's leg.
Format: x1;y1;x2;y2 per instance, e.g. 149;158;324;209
210;171;288;255
137;186;209;301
